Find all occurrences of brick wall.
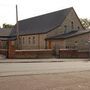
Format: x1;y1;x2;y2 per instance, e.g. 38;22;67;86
59;49;89;58
59;49;77;58
77;51;89;58
14;49;53;59
7;41;53;59
7;41;15;59
7;41;89;59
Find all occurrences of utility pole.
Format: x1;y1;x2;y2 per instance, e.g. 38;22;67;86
16;5;19;49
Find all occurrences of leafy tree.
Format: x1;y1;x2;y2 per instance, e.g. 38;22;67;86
3;23;14;29
80;18;90;29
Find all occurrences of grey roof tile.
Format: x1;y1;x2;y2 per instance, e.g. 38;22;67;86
47;30;90;40
0;28;16;40
0;28;12;36
11;7;73;36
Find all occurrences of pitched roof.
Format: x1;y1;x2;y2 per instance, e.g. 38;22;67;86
11;7;73;36
0;28;12;37
46;30;90;40
0;28;16;40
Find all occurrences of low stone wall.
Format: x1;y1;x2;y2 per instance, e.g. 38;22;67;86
59;49;77;58
7;40;89;59
14;49;53;59
9;49;89;59
77;51;89;58
59;49;89;58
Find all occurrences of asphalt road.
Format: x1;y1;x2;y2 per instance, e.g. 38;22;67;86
0;61;90;76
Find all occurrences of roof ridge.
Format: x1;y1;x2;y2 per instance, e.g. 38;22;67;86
11;7;73;36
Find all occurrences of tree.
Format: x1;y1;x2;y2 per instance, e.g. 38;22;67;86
3;23;14;29
80;18;90;29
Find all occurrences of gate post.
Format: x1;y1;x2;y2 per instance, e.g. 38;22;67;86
7;40;15;59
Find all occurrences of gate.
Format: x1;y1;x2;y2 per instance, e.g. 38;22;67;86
0;41;8;59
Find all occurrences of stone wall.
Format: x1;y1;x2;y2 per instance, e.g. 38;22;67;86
65;33;90;51
61;8;84;32
16;34;47;50
47;8;84;37
47;40;65;49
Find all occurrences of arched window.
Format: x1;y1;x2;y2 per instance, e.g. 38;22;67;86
75;41;78;49
22;37;24;44
33;36;35;44
71;21;74;30
19;37;21;44
66;46;68;48
77;26;80;30
28;37;31;44
64;25;67;33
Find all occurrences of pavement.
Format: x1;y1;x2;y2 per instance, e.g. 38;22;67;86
0;58;89;63
0;60;90;77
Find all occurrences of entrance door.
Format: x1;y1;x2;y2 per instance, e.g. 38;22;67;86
48;41;51;49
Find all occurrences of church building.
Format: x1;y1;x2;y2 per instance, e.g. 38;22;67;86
0;7;90;52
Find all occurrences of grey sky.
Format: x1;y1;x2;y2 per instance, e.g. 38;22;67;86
0;0;89;26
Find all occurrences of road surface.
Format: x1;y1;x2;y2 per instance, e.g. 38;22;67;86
0;61;90;76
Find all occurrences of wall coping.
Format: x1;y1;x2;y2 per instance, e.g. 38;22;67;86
15;49;52;52
60;49;76;50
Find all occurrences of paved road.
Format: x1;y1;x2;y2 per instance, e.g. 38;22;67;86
0;61;90;76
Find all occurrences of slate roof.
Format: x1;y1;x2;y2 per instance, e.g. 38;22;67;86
11;7;73;36
0;28;16;40
46;30;90;40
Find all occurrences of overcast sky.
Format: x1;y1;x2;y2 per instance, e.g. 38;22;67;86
0;0;89;27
